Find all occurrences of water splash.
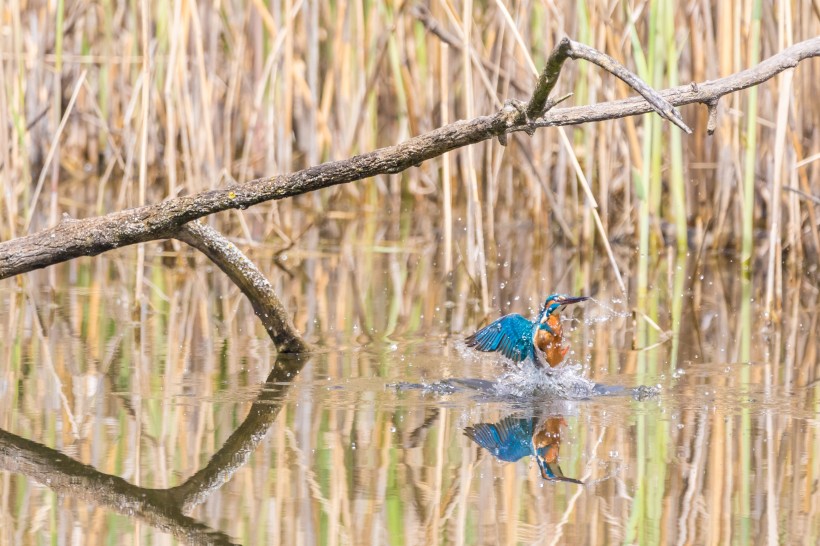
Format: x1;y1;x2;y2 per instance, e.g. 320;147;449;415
391;365;661;401
455;340;481;363
390;381;458;394
583;297;631;325
491;359;661;401
493;360;600;399
632;384;662;400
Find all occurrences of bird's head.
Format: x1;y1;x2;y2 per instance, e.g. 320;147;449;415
536;294;589;331
540;294;589;316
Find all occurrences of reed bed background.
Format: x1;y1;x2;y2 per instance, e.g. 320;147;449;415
1;1;819;305
1;1;820;544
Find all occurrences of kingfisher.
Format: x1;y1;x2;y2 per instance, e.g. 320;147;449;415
465;294;589;367
464;415;582;484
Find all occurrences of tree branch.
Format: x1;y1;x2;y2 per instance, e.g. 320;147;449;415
562;40;691;132
173;223;310;353
525;36;819;131
1;36;818;280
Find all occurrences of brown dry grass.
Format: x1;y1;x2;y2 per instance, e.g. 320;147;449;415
1;1;818;272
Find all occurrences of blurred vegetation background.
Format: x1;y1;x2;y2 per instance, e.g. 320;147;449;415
1;1;819;299
2;3;820;544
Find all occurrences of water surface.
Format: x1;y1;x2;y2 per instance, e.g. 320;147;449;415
0;214;818;545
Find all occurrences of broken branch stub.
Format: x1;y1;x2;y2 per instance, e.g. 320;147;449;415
526;37;692;133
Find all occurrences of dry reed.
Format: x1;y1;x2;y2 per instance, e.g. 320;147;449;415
0;2;819;543
0;1;817;280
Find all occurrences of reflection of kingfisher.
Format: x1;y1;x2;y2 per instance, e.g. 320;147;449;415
466;294;589;367
464;416;582;484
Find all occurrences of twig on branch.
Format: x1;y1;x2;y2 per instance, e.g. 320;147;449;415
1;37;818;281
507;35;690;139
563;40;691;133
524;37;819;131
526;38;573;118
706;98;720;135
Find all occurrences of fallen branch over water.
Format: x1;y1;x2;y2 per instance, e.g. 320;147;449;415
1;36;817;348
4;37;817;281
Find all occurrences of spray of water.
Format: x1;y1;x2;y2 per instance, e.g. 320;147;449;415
492;360;600;399
583;296;631;325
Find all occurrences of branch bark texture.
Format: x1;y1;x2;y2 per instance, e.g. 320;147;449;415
1;36;818;280
174;223;310;353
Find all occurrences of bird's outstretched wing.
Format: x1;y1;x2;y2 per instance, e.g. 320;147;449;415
465;313;534;362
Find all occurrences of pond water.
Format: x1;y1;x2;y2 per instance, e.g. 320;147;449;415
0;210;818;545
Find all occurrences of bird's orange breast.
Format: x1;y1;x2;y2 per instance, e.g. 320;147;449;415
534;315;567;367
532;417;567;461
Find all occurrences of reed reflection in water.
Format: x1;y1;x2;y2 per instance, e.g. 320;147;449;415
0;208;818;545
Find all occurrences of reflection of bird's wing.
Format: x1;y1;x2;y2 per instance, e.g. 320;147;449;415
464;417;535;462
465;314;534;362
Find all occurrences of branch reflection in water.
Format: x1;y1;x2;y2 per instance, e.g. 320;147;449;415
0;354;309;545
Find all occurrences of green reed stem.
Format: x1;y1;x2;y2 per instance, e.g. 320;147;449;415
387;448;404;545
625;411;647;544
663;2;687;252
669;251;686;371
742;0;762;266
626;6;651;318
739;271;752;542
54;0;64;75
647;1;662;237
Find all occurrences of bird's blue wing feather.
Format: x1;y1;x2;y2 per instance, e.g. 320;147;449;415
465;314;534;362
464;418;535;462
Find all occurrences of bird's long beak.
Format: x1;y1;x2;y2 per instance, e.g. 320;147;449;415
555;295;590;312
537;457;584;484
